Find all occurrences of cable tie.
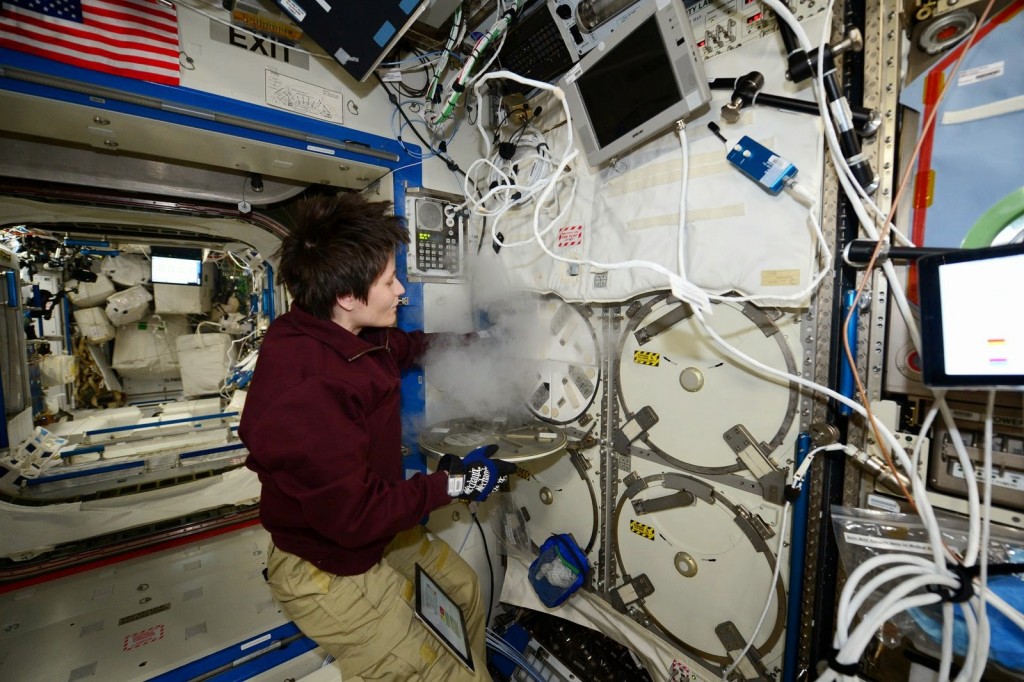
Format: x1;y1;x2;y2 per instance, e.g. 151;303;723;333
826;650;859;676
926;564;974;603
452;82;465;93
989;562;1024;576
783;484;802;502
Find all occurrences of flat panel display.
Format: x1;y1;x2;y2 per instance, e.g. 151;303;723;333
560;0;710;167
918;242;1024;389
150;246;203;286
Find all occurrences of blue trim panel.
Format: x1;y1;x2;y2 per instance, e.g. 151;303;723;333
784;433;811;682
85;411;239;436
262;263;276;321
394;167;429;471
27;459;144;485
179;443;247;460
4;271;17;308
837;290;858;416
0;332;7;448
61;294;71;353
147;622;318;682
60;444;105;458
62;238;110;247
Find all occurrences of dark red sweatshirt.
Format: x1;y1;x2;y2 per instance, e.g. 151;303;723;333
239;305;451;575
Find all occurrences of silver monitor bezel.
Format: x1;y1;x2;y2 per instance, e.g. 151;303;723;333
559;0;710;168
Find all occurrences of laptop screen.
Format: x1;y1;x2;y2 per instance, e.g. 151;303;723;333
413;563;474;672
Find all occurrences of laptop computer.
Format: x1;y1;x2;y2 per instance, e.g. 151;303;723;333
414;563;475;672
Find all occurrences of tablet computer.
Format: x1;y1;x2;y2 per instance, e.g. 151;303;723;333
918;242;1024;389
414;563;474;672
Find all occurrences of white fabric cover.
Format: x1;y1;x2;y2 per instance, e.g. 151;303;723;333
111;315;189;378
66;274;115;308
468;29;825;309
100;253;152;287
73;306;115;344
105;284;152;325
175;333;234;396
39;354;77;386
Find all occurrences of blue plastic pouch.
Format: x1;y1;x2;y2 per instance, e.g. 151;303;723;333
528;534;589;608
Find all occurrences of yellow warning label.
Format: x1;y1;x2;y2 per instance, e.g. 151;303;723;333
633;350;661;367
629;520;655;541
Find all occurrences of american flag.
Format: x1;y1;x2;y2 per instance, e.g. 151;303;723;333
0;0;180;85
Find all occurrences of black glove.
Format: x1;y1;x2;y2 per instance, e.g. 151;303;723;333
437;444;516;502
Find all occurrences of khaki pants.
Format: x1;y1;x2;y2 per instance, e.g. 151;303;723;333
266;526;489;681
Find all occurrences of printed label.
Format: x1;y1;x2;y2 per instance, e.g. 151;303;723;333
950;462;1024;491
844;532;932;554
557;224;584;248
630;519;655;541
123;624;165;651
241;633;272;651
564;63;583;85
266;71;343;123
866;494;902;514
633;350;661;367
761;269;800;286
278;0;305;22
958;61;1004;86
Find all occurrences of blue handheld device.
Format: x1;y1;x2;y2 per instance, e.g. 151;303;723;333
726;136;798;194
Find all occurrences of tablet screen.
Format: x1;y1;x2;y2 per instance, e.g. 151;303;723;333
414;563;474;672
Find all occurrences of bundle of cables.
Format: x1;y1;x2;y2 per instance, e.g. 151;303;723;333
462;122;556;228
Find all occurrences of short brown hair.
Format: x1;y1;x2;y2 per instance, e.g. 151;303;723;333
276;193;409;319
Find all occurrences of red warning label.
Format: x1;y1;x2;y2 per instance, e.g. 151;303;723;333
557;224;584;248
124;624;165;651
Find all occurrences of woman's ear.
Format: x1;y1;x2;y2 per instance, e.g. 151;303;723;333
336;293;356;312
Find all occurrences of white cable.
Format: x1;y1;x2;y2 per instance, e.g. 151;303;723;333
969;391;997;682
722;502;791;679
839;563;932;639
756;4;1004;678
465;71;574;247
835;553;945;643
693;306;948;562
838;583;952;667
677;122;690;282
986;589;1024;630
935;394;982;567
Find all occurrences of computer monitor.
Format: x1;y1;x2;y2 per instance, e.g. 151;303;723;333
918;242;1024;389
559;0;710;167
150;246;204;286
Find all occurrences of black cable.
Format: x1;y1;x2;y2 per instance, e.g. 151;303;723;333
373;71;465;178
472;512;495;629
397;48;433;98
508;120;530;145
